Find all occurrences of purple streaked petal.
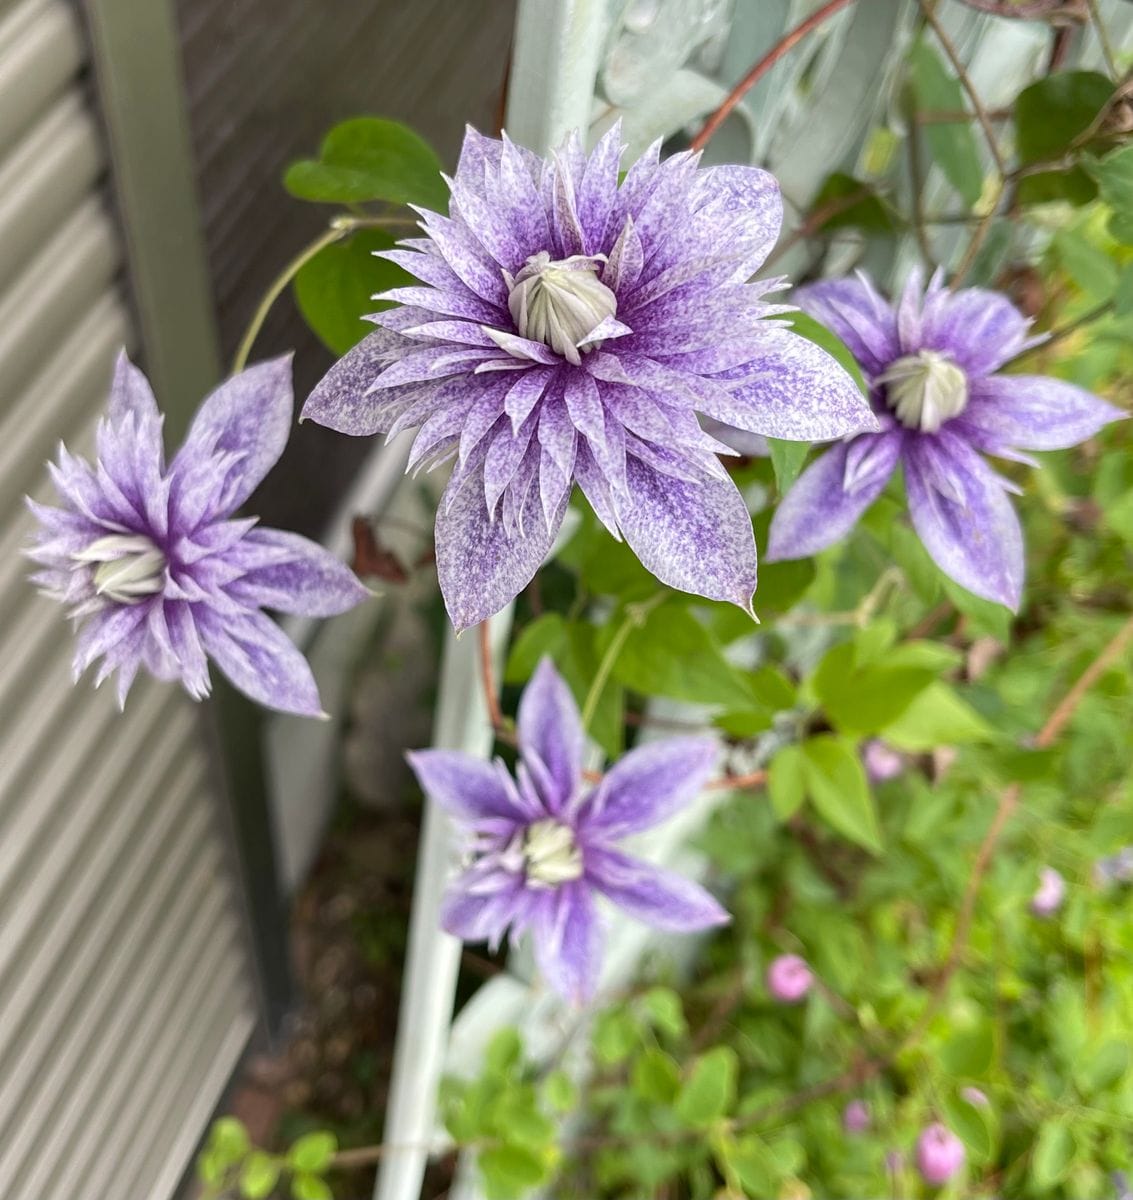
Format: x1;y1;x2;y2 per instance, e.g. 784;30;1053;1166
576;735;717;838
615;457;758;613
517;657;584;814
689;164;783;278
959;374;1124;452
503;369;551;432
72;602;150;677
766;435;901;562
531;882;602;1004
794;276;900;376
196;607;323;717
177;354;294;512
919;285;1032;376
232;528;371;617
707;329;878;441
107;350;160;427
435;467;560;632
407;749;533;823
441;872;526;946
584;846;729;933
904;436;1024;610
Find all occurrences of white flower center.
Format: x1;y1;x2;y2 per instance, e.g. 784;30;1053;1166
73;534;166;604
505;252;617;365
520;818;584;888
876;350;969;433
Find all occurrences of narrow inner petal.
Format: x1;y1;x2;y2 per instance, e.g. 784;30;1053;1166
876;349;968;433
519;818;584;888
72;533;167;604
504;252;616;365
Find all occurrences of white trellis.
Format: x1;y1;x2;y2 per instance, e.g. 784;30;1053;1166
371;5;1133;1200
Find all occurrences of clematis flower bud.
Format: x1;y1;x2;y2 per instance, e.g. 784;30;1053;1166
1031;866;1065;917
916;1123;966;1186
767;954;813;1004
863;739;904;783
843;1099;871;1134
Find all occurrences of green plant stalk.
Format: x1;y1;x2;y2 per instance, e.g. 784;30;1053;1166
580;594;666;733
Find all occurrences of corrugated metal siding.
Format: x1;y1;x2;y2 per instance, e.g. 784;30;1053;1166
172;0;516;537
0;2;258;1197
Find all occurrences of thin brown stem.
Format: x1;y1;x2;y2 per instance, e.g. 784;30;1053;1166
955;0;1077;17
764;184;874;270
689;0;857;152
477;620;507;740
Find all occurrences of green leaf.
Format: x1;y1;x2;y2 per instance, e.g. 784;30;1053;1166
1031;1121;1075;1190
239;1152;280;1200
675;1046;738;1127
768;744;807;822
477;1145;548;1200
207;1117;251;1168
485;1027;523;1075
941;1023;994;1077
504;614;567;683
558;504;656;600
543;1070;578;1113
284;117;446;208
1114;263;1133;316
197;1148;227;1187
812;642;936;735
1053;229;1118;301
941;575;1014;642
641;986;687;1039
1076;1038;1130;1092
1014;72;1112;165
942;1092;997;1163
1088;144;1133;243
291;1174;333;1200
767;438;810;493
611;602;755;708
293;228;411;354
592;1008;640;1065
1016;166;1098;208
720;1135;778;1197
881;682;993;750
810;171;901;233
287;1131;337;1175
787;311;869;397
800;735;882;853
631;1047;682;1104
908;41;984;205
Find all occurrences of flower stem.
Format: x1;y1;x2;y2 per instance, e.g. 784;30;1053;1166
689;0;857;153
580;594;665;733
230;214;414;374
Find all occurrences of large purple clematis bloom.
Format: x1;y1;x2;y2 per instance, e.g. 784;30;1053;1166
303;125;875;630
407;658;729;1003
768;270;1124;608
26;352;369;716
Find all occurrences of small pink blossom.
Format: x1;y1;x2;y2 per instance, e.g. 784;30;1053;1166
766;953;813;1003
1030;866;1065;917
863;739;904;782
916;1122;966;1186
843;1099;871;1134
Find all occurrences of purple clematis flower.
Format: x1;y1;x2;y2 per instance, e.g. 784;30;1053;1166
767;270;1124;609
303;125;874;631
406;658;729;1002
26;352;369;716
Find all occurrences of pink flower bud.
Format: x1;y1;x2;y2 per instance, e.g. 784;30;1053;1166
843;1099;871;1134
1030;866;1065;917
766;954;813;1004
916;1123;966;1186
961;1086;988;1108
863;739;904;782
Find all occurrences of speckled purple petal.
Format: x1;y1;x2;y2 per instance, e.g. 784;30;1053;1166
517;657;585;814
584;846;729;933
794;275;900;375
766;434;901;562
576;735;717;837
904;435;1024;609
107;350;160;426
959;374;1124;452
407;749;534;823
615;457;758;612
229;528;371;617
919;285;1032;376
531;882;602;1004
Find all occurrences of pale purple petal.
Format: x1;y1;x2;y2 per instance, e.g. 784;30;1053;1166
584;846;729;932
196;607;324;717
689;164;783;278
230;528;371;616
919;286;1032;376
107;350;160;426
517;657;584;813
406;750;532;823
576;736;717;837
615;456;758;612
794;275;900;375
904;435;1024;609
959;374;1124;452
531;882;603;1004
177;354;294;512
434;469;560;632
301;329;416;437
441;872;527;946
767;434;901;561
710;329;878;441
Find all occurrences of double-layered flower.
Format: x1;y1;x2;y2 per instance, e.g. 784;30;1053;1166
27;353;369;715
303;125;874;630
407;659;728;1002
768;270;1124;608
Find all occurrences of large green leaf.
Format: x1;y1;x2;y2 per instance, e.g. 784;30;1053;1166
1030;1121;1075;1190
810;171;901;233
293;228;412;354
674;1046;738;1127
812;641;937;735
1088;144;1133;244
1014;72;1112;166
800;735;882;853
881;682;993;750
908;41;984;205
767;744;806;821
284;117;447;208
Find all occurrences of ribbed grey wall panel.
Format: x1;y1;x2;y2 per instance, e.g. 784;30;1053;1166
0;3;259;1198
172;0;516;535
